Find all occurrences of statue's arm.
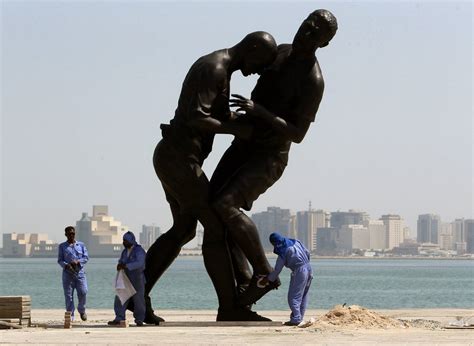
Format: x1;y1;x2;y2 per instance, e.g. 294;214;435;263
186;67;252;139
230;78;324;143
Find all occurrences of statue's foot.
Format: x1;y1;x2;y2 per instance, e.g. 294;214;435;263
144;312;164;325
143;295;165;325
216;307;271;322
237;275;281;306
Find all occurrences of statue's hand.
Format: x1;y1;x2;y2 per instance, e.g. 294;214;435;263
230;94;255;115
230;94;267;118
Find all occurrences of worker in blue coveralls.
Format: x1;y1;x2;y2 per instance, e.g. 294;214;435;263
260;233;313;326
57;225;89;321
108;231;146;326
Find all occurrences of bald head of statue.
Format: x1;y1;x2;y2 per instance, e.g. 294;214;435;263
234;31;277;76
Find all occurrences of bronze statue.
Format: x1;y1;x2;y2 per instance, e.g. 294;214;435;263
143;31;278;323
209;9;338;307
142;9;337;323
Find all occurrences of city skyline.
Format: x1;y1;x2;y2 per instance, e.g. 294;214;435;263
2;2;472;246
1;202;472;248
3;205;472;256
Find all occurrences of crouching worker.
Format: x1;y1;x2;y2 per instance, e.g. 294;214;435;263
108;231;146;327
261;233;313;326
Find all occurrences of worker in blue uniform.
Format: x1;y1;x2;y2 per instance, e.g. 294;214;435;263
57;225;89;321
261;232;313;326
108;231;146;326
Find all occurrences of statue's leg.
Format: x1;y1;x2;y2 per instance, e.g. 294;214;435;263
198;172;270;321
228;238;252;294
212;190;280;306
139;140;198;324
213;192;272;274
209;142;254;295
199;208;237;310
141;189;197;324
145;189;197;295
200;209;271;321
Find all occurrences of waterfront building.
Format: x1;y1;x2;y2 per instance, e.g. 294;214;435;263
296;207;330;251
338;224;370;253
315;227;338;255
452;218;466;245
288;215;297;239
196;226;204;249
364;220;387;249
75;205;129;257
139;224;161;250
439;222;454;250
380;214;404;249
417;214;440;244
330;210;369;229
465;219;474;254
403;227;412;240
2;233;57;257
251;207;292;251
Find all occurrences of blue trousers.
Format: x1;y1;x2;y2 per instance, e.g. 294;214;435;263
288;264;313;324
62;271;87;318
113;278;145;323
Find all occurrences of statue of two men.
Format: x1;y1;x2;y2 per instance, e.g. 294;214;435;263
142;9;338;323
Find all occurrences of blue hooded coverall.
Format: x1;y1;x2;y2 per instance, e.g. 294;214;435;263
113;232;146;323
267;233;313;324
57;240;89;319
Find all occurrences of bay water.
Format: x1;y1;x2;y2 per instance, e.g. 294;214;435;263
0;257;472;310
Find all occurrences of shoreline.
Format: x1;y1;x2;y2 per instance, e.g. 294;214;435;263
1;308;473;345
1;255;473;260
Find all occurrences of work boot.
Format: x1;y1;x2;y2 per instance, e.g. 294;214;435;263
283;320;301;326
216;307;271;322
237;275;281;306
107;320;121;326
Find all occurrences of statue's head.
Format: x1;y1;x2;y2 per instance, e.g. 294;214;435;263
293;9;338;52
238;31;277;76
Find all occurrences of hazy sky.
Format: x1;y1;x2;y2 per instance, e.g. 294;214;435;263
1;1;472;246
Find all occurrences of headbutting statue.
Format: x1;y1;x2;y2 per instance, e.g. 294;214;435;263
141;10;337;324
142;31;278;324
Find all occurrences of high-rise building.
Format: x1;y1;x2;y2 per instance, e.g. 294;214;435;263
196;226;204;249
296;208;330;252
338;224;370;253
251;207;291;251
380;214;404;249
439;222;454;250
452;219;466;243
417;214;440;244
364;220;387;249
139;224;161;250
288;215;297;239
465;219;474;254
76;205;129;257
403;227;412;240
330;210;369;229
315;227;338;255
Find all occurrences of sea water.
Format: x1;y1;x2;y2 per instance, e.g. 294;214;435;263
0;257;472;310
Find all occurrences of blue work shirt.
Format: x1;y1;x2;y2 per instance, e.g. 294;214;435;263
267;240;311;282
118;245;146;288
57;241;89;276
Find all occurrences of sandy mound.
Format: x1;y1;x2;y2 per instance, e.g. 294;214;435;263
310;305;406;330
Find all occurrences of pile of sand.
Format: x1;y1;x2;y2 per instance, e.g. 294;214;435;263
309;305;406;330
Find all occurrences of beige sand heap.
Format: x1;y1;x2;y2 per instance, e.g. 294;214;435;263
311;305;406;330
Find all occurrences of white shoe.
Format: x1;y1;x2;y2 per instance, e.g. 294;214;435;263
298;317;316;328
